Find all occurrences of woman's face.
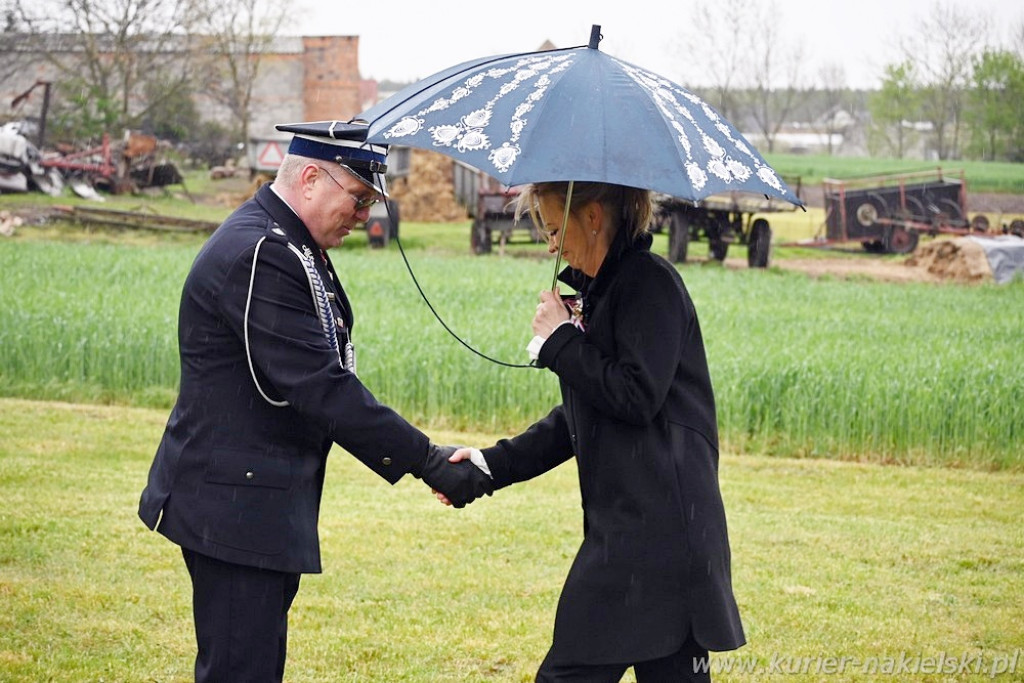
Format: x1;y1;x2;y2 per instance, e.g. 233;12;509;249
537;193;604;276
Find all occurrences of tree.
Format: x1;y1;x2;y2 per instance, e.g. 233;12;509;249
901;1;989;159
678;0;752;121
192;0;292;147
965;49;1024;161
0;7;37;102
815;63;851;156
679;0;808;153
741;0;808;154
10;0;203;142
868;61;922;158
141;75;201;142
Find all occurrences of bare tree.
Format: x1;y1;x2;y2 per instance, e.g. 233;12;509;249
902;1;990;159
678;0;808;153
815;63;850;156
193;0;292;146
741;0;808;153
678;0;752;121
10;0;203;141
1;6;32;87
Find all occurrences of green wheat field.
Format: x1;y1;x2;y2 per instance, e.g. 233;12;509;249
1;222;1022;681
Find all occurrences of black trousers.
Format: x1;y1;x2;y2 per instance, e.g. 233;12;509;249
182;548;301;683
535;635;711;683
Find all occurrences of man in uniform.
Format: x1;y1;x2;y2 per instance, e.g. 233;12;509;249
138;120;492;682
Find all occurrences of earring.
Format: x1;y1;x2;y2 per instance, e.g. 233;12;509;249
592;230;597;235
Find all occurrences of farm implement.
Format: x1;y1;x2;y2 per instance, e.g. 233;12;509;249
794;168;1022;254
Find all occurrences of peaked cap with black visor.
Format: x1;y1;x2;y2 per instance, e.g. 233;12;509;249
275;120;389;197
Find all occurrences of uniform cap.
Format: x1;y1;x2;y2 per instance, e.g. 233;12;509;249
275;120;389;196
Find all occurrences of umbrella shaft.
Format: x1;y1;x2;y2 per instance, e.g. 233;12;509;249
551;181;575;292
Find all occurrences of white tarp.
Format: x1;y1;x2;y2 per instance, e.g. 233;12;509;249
968;235;1024;284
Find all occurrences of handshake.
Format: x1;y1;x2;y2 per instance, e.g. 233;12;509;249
414;443;493;508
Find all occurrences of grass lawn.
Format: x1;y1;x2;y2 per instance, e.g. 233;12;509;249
1;399;1021;682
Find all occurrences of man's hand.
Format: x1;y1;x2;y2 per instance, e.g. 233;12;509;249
433;447;487;506
415;444;493;508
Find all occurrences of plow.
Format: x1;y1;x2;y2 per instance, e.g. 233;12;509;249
2;80;187;199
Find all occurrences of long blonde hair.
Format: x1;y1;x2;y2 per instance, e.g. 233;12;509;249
515;181;653;242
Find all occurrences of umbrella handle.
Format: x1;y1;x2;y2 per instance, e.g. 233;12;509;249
550;180;574;292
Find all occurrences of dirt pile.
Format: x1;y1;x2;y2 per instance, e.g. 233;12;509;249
904;238;993;283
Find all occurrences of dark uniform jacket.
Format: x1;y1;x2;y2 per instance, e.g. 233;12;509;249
139;183;430;574
482;228;745;665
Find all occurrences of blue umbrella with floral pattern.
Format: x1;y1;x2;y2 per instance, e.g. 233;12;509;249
360;25;801;208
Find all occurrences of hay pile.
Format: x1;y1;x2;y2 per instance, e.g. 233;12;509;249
387;149;467;222
905;238;993;283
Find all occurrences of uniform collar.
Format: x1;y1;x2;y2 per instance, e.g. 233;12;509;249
255;182;319;252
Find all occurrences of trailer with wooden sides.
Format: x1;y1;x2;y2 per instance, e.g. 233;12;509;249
456;161;802;265
453;161;541;254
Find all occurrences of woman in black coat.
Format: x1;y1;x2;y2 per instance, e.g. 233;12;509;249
445;181;745;682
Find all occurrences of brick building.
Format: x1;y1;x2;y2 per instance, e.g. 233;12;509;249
236;35;366;141
1;34;366;144
1;33;470;221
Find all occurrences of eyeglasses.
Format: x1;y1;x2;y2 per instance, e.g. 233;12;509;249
316;165;379;210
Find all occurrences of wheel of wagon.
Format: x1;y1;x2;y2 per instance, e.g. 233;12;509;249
709;236;729;261
883;225;919;254
969;214;989;233
1010;219;1024;238
707;216;730;261
667;211;691;263
470;220;492;254
855;193;889;228
747;218;772;268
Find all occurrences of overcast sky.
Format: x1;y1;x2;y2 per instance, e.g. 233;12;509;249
293;0;1022;90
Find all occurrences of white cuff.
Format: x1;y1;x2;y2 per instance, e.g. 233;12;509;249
468;448;492;478
526;335;546;361
526;321;575;361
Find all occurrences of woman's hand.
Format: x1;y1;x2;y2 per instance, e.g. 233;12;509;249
532;287;570;339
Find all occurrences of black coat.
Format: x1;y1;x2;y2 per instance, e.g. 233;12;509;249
482;229;745;665
139;184;430;574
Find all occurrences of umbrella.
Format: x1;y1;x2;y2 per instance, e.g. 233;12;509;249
361;24;801;207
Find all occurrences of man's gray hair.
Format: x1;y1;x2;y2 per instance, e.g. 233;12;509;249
276;155;306;185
